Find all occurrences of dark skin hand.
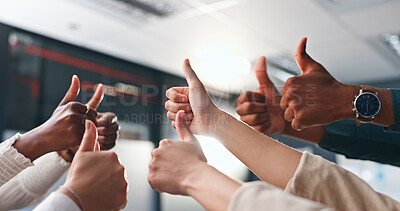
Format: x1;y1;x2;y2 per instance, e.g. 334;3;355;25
13;75;102;161
236;56;285;136
280;37;395;130
236;56;327;144
57;77;120;162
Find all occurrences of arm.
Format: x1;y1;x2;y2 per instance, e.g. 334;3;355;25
285;152;400;211
165;60;400;211
0;152;70;210
165;59;302;189
280;37;395;130
0;133;33;187
36;120;127;211
236;55;400;166
150;111;332;211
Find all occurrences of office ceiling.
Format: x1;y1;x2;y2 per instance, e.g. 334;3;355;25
0;0;399;93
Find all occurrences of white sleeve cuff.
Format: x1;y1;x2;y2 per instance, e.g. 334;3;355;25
33;191;81;211
0;133;33;187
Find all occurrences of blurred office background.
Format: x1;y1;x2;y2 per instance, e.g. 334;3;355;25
0;0;399;210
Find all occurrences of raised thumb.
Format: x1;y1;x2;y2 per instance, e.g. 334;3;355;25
59;75;80;106
255;56;273;94
77;120;98;153
86;84;104;110
175;110;196;142
294;37;318;74
183;59;203;87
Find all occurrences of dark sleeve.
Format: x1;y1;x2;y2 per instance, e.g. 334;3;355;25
319;120;400;167
384;89;400;133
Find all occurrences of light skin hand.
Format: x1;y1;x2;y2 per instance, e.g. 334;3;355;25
13;76;100;161
165;59;302;189
59;120;128;211
280;37;395;130
165;59;220;136
149;111;241;211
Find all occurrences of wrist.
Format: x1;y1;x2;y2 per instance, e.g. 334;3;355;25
57;187;84;210
57;150;74;162
182;161;211;196
336;84;359;120
207;108;228;137
14;126;50;161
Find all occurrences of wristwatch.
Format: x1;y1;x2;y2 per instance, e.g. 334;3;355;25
352;85;381;126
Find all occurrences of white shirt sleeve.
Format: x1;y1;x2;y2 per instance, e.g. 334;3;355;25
33;191;81;211
0;152;70;210
228;181;333;211
0;133;33;187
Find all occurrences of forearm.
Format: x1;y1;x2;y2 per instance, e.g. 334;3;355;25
0;152;70;210
185;162;241;211
210;110;302;189
282;122;326;144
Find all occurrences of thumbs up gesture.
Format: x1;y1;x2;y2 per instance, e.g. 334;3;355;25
60;120;128;211
165;59;220;136
16;75;105;161
236;56;286;135
280;37;356;130
148;110;207;195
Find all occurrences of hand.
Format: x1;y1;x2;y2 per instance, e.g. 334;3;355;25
280;37;357;130
60;120;128;211
97;112;120;150
148;110;207;195
236;56;286;135
165;59;220;135
14;76;102;160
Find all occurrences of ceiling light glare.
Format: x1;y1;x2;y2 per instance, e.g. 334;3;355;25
381;32;400;57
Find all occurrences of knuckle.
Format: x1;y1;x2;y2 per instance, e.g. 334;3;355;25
151;149;160;158
148;161;158;172
286;77;297;85
107;152;119;161
164;101;171;110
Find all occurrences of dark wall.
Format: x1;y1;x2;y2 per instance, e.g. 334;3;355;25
0;24;10;136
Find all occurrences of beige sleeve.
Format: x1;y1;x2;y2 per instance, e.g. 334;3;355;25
285;152;400;211
228;181;333;211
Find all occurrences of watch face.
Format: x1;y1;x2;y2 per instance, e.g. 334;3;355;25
355;93;381;118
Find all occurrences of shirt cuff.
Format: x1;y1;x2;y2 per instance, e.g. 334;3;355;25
384;89;400;133
33;191;81;211
0;133;33;186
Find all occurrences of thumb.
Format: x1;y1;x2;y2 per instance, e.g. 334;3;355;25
294;37;319;74
77;120;98;153
175;110;196;142
182;59;203;87
59;75;80;106
86;84;104;110
255;56;273;94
